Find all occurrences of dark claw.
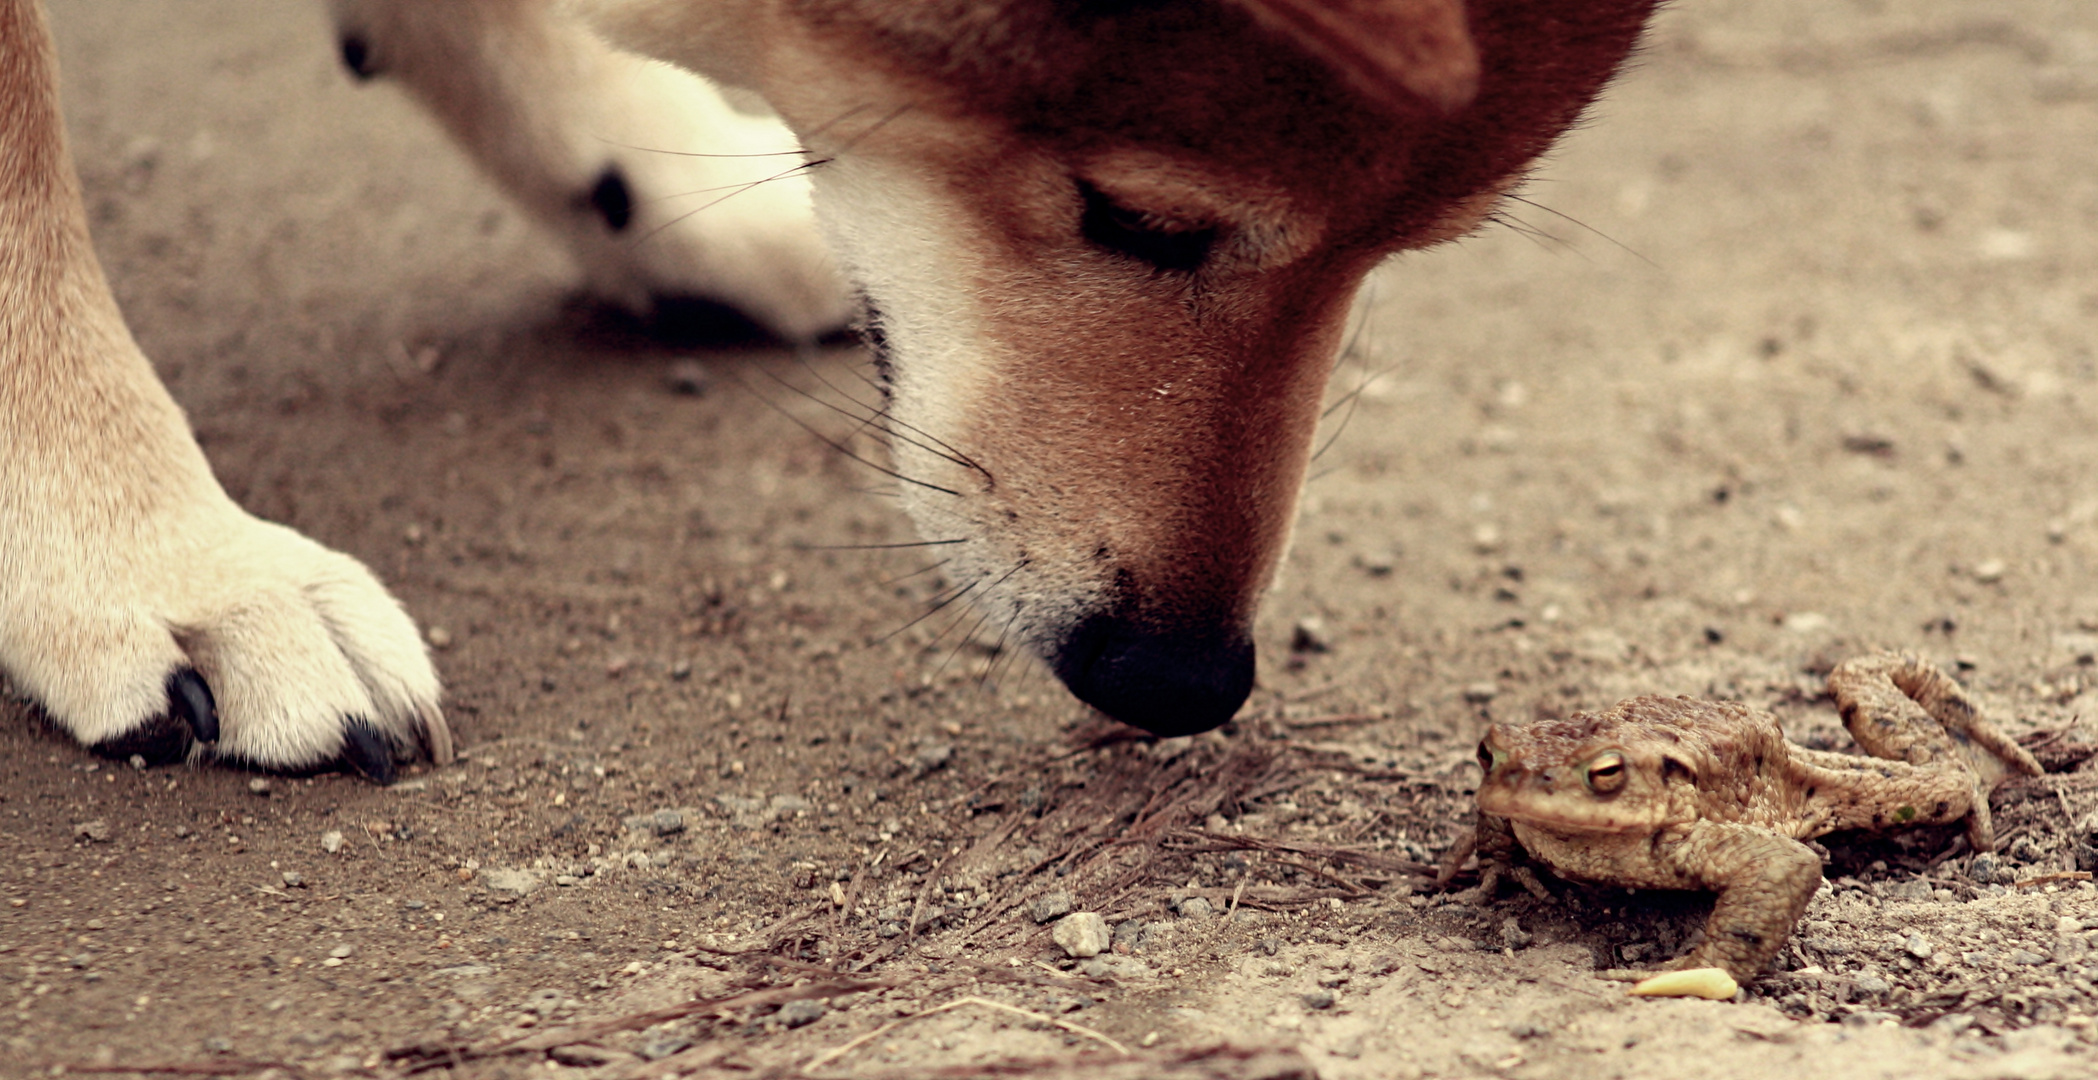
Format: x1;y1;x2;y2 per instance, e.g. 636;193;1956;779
339;35;379;80
89;713;191;766
340;720;398;785
86;668;217;766
587;165;633;233
168;668;219;745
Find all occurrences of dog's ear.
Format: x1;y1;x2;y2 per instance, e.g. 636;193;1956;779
1224;0;1479;115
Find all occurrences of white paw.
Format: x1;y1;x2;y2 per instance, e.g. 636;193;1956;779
2;507;449;781
328;0;854;342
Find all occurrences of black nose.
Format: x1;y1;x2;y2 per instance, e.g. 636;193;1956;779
1050;614;1255;736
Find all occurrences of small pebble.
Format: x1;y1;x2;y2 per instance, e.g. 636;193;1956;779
1972;559;2006;584
777;999;827;1028
636;1033;694;1061
425;626;453;650
1030;890;1075;924
1302;990;1336;1010
665;359;711;396
329;944;355;959
280;871;305;888
1500;917;1533;949
482;869;545;896
320;830;345;854
247;778;271;795
1462;682;1499;704
1290;617;1333;653
1053;912;1112;959
1178;897;1214;920
1854;974;1890;996
1905;933;1933;959
74;820;111;843
912;741;954;774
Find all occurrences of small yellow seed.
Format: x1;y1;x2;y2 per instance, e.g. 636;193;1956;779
1628;967;1738;1000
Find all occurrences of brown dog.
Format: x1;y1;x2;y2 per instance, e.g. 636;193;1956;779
0;0;1654;777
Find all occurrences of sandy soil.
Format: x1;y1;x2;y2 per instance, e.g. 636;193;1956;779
6;2;2098;1078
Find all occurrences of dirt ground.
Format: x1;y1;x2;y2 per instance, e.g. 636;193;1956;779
7;2;2098;1078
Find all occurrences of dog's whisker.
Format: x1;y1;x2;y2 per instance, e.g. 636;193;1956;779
733;372;962;497
798;103;878;143
877;559;952;588
757;364;988;479
921;560;1029;680
929;607;994;682
1319;362;1395;421
792;539;968;551
789;349;989;479
1502;192;1658;269
638;158;829;243
978;607;1025;692
589;135;810;160
877;574;987;644
804;102;915;162
1488;209;1586;259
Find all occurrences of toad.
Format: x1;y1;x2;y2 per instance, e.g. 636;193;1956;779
1444;652;2041;983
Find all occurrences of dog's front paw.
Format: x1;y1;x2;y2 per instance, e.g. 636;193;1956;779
3;513;449;782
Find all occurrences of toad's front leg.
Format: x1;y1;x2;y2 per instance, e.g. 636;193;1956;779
1438;812;1553;900
1621;824;1824;984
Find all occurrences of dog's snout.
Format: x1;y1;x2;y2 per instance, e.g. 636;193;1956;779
1050;614;1254;737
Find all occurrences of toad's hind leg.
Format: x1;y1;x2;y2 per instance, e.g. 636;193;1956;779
1828;652;2041;850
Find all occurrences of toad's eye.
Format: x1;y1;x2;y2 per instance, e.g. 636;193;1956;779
1078;181;1215;273
1476;740;1495;775
1585;752;1627;794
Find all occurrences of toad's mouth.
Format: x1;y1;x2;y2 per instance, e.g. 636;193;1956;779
1477;785;1669;834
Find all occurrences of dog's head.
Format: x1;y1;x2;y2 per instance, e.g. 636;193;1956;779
588;0;1654;734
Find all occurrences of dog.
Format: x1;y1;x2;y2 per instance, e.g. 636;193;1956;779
0;0;1655;780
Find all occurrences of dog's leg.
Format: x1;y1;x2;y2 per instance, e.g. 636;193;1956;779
325;0;852;342
0;0;448;778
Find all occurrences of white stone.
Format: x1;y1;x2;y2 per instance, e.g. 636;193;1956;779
1053;912;1112;959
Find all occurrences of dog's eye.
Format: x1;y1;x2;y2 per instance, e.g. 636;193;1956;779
1077;181;1215;273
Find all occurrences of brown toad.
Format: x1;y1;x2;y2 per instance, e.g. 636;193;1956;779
1448;653;2042;983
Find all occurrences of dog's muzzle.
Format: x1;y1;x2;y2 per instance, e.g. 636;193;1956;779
1049;612;1255;737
